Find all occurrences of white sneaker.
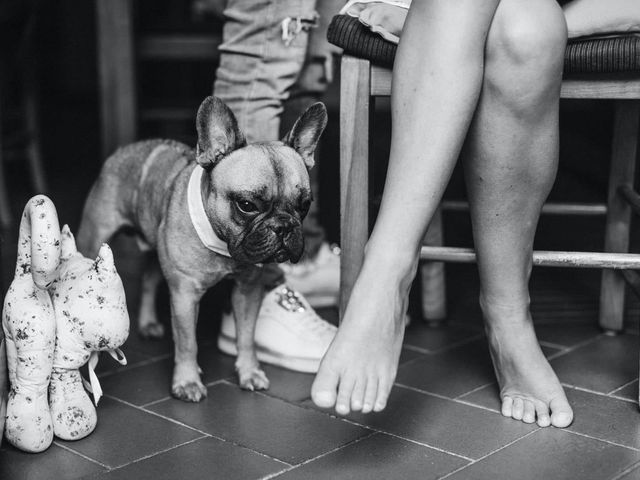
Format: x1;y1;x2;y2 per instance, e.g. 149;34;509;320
280;243;340;308
217;284;337;373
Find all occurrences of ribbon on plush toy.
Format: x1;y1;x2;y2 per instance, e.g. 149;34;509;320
82;349;127;406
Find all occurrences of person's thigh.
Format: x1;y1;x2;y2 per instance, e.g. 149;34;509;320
214;0;318;142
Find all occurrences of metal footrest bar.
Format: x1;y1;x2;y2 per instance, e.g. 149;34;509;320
420;246;640;269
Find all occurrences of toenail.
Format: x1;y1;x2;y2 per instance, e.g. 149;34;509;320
313;391;335;407
362;403;372;413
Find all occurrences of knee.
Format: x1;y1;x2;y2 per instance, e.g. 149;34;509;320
485;0;567;98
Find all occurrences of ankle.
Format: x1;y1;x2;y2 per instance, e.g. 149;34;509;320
363;240;418;276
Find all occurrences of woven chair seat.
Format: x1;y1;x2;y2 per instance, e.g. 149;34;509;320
327;14;640;76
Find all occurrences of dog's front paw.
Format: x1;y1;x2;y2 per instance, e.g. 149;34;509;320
171;380;208;402
139;322;165;340
238;367;270;391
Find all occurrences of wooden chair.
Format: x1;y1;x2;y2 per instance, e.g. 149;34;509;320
95;0;222;157
328;16;640;336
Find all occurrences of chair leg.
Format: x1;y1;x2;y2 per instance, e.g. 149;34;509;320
599;100;640;333
421;206;447;324
339;56;372;320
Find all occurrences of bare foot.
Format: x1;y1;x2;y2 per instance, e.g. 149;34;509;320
482;298;573;428
311;258;413;415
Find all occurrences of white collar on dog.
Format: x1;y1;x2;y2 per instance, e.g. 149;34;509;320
187;165;231;258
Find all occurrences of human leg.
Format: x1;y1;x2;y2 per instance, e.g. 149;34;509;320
213;0;318;142
311;0;502;415
463;0;571;427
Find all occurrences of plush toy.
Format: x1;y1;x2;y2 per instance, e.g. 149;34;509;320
2;195;60;452
2;196;130;452
48;226;129;441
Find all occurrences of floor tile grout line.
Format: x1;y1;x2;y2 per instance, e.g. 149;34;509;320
611;458;640;480
436;428;540;480
609;393;638;403
103;435;209;473
237;380;475;463
565;429;640;453
396;383;501;416
541;333;609;364
53;441;111;470
111;392;293;467
538;340;571;350
403;333;484;357
429;334;486;355
260;432;379;480
563;384;637;405
609;379;638;396
454;382;496;400
138;379;228;408
105;394;213;437
97;353;173;379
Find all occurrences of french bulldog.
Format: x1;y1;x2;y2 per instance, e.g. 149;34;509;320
76;96;327;402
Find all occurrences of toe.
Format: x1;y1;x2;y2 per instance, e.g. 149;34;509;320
311;364;341;409
373;375;392;412
534;400;551;428
350;379;366;412
550;397;573;428
522;401;536;424
501;396;514;417
335;374;357;415
362;376;378;414
512;398;524;420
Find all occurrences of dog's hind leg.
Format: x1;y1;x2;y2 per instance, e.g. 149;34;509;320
138;253;165;339
76;178;129;258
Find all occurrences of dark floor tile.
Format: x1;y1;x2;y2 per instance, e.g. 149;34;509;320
403;323;481;353
551;334;637;393
148;382;370;464
457;383;501;412
100;348;236;406
612;380;638;402
534;323;602;348
618;463;640;480
446;428;640;480
119;331;174;359
396;340;494;398
275;432;468;480
56;396;202;468
99;358;174;406
565;387;640;450
95;347;152;376
259;364;315;403
399;347;426;365
99;436;286;480
308;385;535;460
0;443;106;480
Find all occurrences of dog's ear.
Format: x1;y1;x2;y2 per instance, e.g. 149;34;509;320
282;102;328;170
196;96;246;170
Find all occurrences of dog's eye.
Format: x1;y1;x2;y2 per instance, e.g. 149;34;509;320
237;200;259;214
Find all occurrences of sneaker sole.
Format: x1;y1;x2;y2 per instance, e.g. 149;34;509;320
217;333;321;374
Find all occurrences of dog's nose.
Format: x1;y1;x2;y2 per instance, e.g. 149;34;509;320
272;218;297;235
273;223;293;235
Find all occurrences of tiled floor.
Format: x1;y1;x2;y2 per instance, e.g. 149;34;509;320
2;260;640;480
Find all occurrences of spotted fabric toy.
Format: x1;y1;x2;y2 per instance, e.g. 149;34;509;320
1;195;129;452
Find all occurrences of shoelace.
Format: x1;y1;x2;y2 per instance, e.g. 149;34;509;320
82;348;127;406
275;286;336;333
